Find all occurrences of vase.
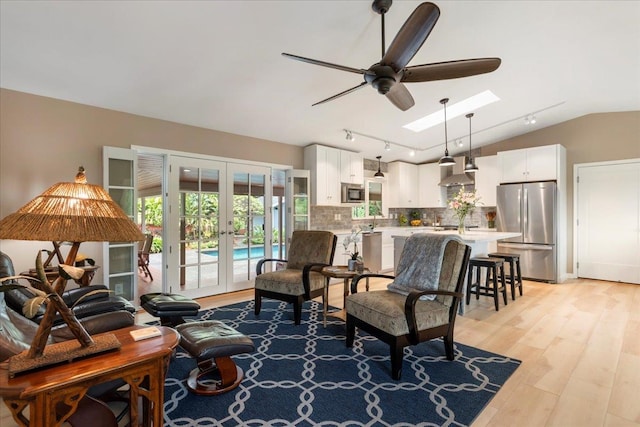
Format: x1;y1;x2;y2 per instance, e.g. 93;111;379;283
348;259;357;271
457;216;466;234
488;220;495;229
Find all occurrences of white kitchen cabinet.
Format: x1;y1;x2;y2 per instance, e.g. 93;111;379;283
498;145;565;183
473;155;498;206
340;150;364;185
388;161;419;208
418;162;446;207
304;144;341;206
381;230;395;272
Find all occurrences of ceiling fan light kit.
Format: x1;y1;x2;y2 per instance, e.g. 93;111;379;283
283;0;501;111
438;98;455;167
464;113;479;172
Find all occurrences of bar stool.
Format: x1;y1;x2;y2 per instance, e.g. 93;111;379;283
466;257;507;311
488;252;523;300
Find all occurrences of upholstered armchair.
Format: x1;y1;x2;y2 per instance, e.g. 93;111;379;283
345;234;471;380
254;230;337;325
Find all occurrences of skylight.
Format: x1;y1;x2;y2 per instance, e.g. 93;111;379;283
403;90;500;132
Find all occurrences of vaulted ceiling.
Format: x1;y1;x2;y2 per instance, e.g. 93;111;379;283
1;1;639;164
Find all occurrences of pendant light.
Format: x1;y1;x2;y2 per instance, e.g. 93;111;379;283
374;156;384;178
464;113;479;172
438;98;455;167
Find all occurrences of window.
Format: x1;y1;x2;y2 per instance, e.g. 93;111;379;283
352;179;383;219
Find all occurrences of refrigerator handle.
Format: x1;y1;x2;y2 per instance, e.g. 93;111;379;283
523;187;528;233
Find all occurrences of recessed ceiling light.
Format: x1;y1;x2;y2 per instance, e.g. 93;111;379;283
403;90;500;133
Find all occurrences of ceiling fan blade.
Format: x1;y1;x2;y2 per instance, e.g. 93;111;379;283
282;53;366;75
312;82;369;107
381;2;440;72
385;83;415;111
402;58;502;82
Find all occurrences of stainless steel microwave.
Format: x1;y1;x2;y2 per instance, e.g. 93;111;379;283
341;183;365;203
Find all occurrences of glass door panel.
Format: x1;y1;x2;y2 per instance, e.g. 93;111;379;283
169;157;227;299
286;170;310;241
227;164;270;291
103;147;138;302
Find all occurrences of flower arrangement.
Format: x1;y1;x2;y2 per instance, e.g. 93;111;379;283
448;186;481;233
342;229;362;260
485;211;497;228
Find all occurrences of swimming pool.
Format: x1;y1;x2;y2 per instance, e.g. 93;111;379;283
201;245;283;260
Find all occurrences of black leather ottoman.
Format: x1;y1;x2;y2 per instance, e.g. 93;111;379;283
140;293;200;326
176;320;255;395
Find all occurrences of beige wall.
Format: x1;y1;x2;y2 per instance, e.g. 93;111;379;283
0;88;304;216
479;111;640;273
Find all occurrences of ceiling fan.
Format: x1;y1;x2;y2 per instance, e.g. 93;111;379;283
282;0;501;111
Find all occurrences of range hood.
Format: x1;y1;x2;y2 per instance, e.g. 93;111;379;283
438;156;475;187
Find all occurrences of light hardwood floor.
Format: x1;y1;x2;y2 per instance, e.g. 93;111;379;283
3;278;639;426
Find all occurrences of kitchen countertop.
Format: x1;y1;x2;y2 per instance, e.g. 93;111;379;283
329;226;502;236
390;229;521;242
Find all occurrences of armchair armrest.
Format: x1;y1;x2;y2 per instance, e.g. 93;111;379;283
404;289;464;345
302;262;332;298
256;258;288;276
350;273;395;294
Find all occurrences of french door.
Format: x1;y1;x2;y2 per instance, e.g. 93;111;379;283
167;156;271;299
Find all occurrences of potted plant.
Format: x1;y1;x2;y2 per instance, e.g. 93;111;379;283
409;210;422;226
342;229;362;271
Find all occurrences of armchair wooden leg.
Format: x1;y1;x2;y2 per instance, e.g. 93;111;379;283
443;333;455;361
390;345;404;380
346;317;355;347
293;296;303;325
254;290;262;315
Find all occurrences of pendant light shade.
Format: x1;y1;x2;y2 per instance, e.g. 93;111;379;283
374;155;384;178
464;112;479;172
438;98;455;167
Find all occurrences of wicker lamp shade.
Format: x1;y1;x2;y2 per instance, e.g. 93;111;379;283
0;167;143;243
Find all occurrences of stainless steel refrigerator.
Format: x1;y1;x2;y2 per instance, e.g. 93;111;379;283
496;181;557;283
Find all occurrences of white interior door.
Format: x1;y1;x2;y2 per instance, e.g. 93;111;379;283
576;160;640;284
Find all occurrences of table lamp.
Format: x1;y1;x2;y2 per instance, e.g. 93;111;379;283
0;166;144;375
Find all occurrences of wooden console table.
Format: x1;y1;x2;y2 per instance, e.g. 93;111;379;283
0;325;179;427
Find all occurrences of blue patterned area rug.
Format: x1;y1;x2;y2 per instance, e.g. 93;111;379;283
163;300;520;426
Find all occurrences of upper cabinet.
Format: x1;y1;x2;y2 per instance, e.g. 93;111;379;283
340;150;364;185
304;144;341;206
473;155;498;206
418;163;446;207
497;145;566;183
388;161;419;208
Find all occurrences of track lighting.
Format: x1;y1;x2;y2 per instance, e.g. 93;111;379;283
524;114;537;125
384;141;391;151
464;113;479;173
374;156;384;178
345;130;355;141
438;98;455;167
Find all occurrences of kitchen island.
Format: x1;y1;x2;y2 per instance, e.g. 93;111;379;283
391;230;522;271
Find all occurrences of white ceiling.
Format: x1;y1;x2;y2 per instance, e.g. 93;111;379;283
1;1;639;164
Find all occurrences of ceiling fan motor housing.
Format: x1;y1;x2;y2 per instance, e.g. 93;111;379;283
365;64;398;94
372;0;393;15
